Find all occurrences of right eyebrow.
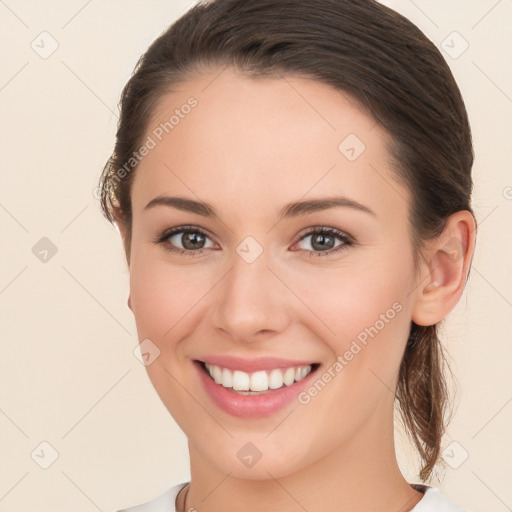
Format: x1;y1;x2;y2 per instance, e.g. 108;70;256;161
144;195;218;217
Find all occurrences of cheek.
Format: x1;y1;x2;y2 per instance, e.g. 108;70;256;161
127;256;212;427
292;258;414;385
129;255;211;344
283;268;414;449
130;250;215;326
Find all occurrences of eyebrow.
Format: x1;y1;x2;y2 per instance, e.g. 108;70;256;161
144;195;376;219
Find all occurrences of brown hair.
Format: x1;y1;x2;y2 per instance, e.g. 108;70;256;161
98;0;475;482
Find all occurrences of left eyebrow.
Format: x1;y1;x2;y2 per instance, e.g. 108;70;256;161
278;196;377;220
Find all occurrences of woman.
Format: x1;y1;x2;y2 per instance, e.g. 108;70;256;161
99;0;477;510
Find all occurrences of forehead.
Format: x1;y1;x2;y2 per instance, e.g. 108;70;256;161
131;67;406;219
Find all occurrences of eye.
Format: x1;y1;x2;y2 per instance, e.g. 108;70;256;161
153;226;217;255
153;225;354;257
292;226;353;257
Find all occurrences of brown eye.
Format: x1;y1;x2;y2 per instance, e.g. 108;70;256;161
154;226;216;255
175;230;207;250
294;227;353;257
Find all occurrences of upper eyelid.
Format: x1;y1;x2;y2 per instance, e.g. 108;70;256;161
299;225;352;237
161;225;215;243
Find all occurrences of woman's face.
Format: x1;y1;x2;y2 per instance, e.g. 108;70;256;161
125;67;424;479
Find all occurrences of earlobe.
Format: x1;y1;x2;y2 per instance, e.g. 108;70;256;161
412;211;476;327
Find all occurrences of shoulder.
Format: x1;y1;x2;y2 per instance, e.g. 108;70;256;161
114;482;189;512
410;483;473;512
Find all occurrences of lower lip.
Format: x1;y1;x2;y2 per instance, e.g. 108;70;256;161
194;361;318;418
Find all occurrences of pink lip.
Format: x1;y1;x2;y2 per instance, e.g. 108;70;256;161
194;360;319;419
197;355;317;373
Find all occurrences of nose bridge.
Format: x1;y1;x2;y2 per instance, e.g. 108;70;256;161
211;242;290;341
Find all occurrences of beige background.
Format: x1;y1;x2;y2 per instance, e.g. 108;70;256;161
0;1;511;511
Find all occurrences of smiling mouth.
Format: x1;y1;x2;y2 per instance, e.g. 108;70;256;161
196;360;321;394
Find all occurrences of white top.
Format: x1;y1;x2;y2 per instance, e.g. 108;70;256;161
115;482;472;511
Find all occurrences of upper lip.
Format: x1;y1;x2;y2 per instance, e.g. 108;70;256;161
196;355;318;373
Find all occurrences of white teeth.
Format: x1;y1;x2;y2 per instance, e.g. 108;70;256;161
250;371;269;392
222;367;233;388
269;369;284;389
204;363;313;392
232;370;250;391
212;365;223;384
283;367;296;386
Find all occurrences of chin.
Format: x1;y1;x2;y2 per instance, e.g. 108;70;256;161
198;438;314;482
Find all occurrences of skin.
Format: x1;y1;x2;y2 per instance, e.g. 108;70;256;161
115;66;476;512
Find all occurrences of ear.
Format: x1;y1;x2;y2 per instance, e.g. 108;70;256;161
112;206;131;266
113;206;128;242
412;210;476;326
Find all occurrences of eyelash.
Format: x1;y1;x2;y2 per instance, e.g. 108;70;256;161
153;225;354;258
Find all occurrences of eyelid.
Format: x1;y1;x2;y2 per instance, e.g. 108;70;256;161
291;226;354;256
156;224;214;242
295;225;354;243
153;225;217;253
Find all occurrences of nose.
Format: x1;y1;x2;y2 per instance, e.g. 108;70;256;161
210;251;292;343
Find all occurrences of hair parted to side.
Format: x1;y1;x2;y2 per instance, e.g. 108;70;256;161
98;0;475;482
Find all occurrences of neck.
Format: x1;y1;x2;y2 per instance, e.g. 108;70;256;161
181;411;424;512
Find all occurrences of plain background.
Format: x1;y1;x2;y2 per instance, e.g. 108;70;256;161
0;1;511;511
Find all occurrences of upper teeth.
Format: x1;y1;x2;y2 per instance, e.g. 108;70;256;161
205;363;313;391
